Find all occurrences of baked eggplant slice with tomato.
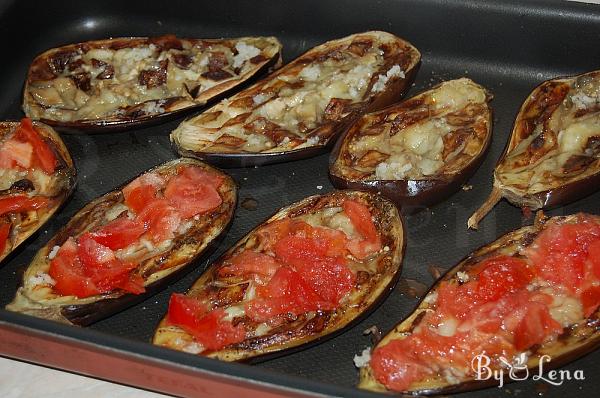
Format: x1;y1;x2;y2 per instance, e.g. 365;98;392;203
171;31;421;167
23;35;282;132
468;70;600;229
359;212;600;394
153;190;405;361
329;78;492;213
0;118;75;263
6;158;236;325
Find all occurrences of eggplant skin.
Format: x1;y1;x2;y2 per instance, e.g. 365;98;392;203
0;121;76;263
5;158;237;326
171;31;421;167
359;213;600;394
468;70;600;229
153;190;406;362
329;78;493;214
22;35;282;133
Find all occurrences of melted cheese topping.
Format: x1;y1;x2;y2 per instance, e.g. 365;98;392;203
25;37;280;122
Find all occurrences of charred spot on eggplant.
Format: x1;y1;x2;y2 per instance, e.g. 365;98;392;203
329;78;492;213
5;158;236;326
153;190;405;361
23;35;282;132
358;213;600;394
0;119;75;263
171;31;421;167
468;70;600;229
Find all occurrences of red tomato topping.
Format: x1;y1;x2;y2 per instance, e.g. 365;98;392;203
0;195;49;216
474;256;533;302
0;139;33;169
123;182;159;215
581;286;600;317
513;301;562;351
218;250;281;281
164;173;222;219
588;240;600;280
342;200;381;259
246;267;333;322
14;118;56;174
0;222;11;254
49;238;101;298
138;198;181;243
90;217;146;250
167;294;246;351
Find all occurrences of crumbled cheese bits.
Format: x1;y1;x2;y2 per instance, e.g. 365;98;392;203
22;35;282;131
329;78;492;212
171;31;421;167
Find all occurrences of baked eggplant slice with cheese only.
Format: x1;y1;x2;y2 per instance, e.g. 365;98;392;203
23;35;282;132
6;158;236;325
329;78;492;213
153;190;404;361
359;212;600;394
0;118;75;263
171;31;421;167
468;70;600;229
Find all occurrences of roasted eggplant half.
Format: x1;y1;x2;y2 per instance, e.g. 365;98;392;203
5;158;236;325
153;190;405;361
0;118;75;263
468;70;600;229
358;212;600;394
171;31;421;167
23;35;282;132
329;78;492;213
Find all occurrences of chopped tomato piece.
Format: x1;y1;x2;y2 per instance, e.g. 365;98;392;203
164;176;222;219
49;238;101;298
0;222;11;253
0;195;49;216
513;301;562;351
218;250;281;280
588;240;600;280
167;294;245;351
581;286;600;317
256;218;293;251
342;200;381;259
274;235;354;304
475;256;533;302
0;139;33;169
246;267;333;322
91;217;146;250
138;198;181;243
14;118;56;174
122;172;164;214
175;166;224;189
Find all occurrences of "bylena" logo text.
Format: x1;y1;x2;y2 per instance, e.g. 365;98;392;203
471;353;585;388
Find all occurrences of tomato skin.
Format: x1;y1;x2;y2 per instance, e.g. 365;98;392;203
91;217;146;250
581;286;600;317
0;195;49;216
0;222;11;254
513;301;562;351
15;118;56;174
167;294;245;351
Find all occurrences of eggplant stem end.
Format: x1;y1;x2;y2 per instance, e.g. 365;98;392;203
467;186;502;230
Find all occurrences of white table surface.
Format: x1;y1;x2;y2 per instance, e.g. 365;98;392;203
2;1;599;397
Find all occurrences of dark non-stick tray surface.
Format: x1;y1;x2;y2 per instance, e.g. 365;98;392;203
1;0;599;397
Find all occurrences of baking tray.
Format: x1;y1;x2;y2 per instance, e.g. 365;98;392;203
1;0;599;396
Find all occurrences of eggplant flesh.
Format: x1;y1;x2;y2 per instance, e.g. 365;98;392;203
23;35;282;132
153;190;405;361
468;70;600;229
329;78;492;213
359;213;600;394
171;31;421;167
0;121;76;263
5;158;236;325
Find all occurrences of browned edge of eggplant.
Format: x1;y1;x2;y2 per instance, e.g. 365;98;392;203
22;36;282;133
5;158;237;326
172;31;421;168
359;213;600;395
468;70;600;229
153;190;406;362
329;81;493;214
0;121;76;263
